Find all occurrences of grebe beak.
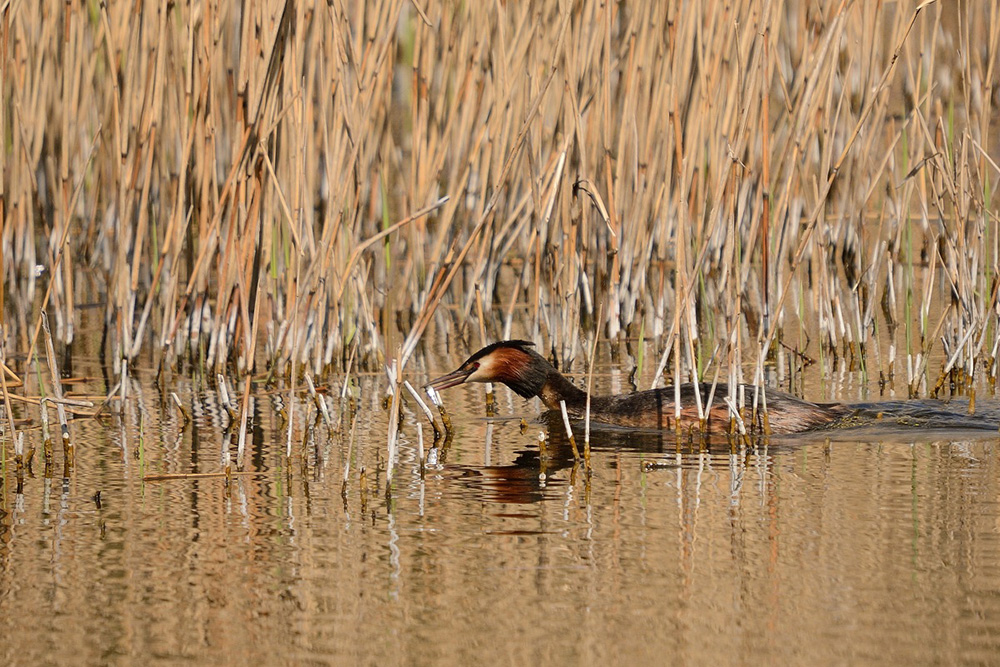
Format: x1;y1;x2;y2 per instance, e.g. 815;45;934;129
427;366;474;391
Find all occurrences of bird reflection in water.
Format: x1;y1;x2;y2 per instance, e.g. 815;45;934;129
433;413;739;505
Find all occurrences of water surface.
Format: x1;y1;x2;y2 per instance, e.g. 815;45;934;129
2;358;1000;665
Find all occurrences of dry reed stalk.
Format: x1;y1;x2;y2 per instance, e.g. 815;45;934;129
216;374;238;422
403;380;440;441
0;335;17;464
305;373;332;430
558;399;580;461
170;392;190;425
1;0;998;447
143;470;262;482
0;4;5;327
583;300;604;468
40;312;69;447
5;393;94;411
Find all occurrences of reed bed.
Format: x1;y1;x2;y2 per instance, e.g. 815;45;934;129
1;0;1000;458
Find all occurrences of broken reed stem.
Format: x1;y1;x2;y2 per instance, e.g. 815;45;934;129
3;393;95;414
119;358;128;414
40;312;70;450
723;396;748;436
416;421;425;478
171;392;190;425
144;470;263;482
217;374;239;422
0;335;17;464
235;253;266;467
385;351;403;496
584;301;605;468
39;397;53;474
559;399;580;461
305;373;333;429
404;380;441;441
474;285;495;416
286;376;296;461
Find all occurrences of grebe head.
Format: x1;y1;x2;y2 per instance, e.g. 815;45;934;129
427;340;551;399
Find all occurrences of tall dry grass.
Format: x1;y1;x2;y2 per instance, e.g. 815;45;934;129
1;0;999;416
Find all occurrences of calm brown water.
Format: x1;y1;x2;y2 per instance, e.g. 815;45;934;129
3;349;1000;666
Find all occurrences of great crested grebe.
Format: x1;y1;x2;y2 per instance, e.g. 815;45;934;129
427;340;849;434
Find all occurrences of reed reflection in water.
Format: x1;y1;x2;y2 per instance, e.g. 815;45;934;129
3;365;1000;665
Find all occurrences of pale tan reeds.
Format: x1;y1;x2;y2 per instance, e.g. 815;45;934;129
0;1;998;458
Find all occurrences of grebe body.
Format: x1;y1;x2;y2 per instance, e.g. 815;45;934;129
427;340;847;434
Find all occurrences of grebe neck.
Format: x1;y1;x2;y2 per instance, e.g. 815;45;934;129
537;369;588;412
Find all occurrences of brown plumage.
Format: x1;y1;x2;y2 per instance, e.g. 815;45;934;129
426;340;847;434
